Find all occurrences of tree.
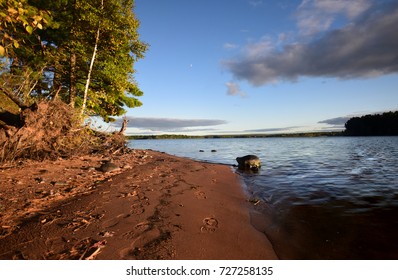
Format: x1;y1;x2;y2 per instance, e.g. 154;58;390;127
0;0;53;111
37;0;147;121
345;111;398;136
1;0;147;123
80;0;147;121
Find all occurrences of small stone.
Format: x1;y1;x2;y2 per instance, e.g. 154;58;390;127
34;177;45;184
99;161;119;173
128;191;138;197
99;231;114;237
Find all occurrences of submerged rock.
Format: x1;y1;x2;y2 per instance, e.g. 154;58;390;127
236;155;261;171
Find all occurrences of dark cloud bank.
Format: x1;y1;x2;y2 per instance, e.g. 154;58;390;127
318;117;351;126
114;117;227;132
244;126;303;133
224;1;398;85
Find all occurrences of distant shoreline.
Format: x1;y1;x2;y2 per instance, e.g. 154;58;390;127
127;111;398;140
127;131;344;140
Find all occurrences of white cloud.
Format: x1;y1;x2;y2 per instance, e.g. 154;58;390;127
223;43;238;50
311;0;371;18
242;37;274;58
225;81;247;97
249;0;263;7
296;0;372;35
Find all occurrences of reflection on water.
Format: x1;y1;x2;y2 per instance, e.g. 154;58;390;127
129;137;398;259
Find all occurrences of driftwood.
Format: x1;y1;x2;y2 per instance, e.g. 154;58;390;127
119;117;129;135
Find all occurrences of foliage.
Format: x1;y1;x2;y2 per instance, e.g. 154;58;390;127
344;111;398;136
0;0;147;122
0;0;51;57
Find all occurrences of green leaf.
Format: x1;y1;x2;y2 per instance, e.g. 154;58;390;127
25;25;33;34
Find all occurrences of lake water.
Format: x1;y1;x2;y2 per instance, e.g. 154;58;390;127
128;137;398;259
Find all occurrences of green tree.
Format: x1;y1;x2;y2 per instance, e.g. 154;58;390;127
345;111;398;136
38;0;147;121
0;0;52;110
1;0;147;123
77;0;147;121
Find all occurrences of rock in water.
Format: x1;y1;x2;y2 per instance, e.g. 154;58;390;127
236;155;261;171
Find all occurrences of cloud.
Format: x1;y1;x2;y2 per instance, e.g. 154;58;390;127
223;1;398;86
225;81;247;97
249;0;263;7
296;0;372;35
319;109;398;127
318;117;351;126
244;126;303;133
113;117;227;132
223;43;238;50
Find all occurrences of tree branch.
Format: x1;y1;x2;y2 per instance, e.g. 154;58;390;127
0;84;28;109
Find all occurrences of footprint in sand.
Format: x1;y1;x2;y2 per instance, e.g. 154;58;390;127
122;221;151;239
134;221;151;232
120;227;168;259
130;202;145;215
200;217;218;233
194;190;207;200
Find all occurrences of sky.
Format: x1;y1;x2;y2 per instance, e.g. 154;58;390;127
110;0;398;135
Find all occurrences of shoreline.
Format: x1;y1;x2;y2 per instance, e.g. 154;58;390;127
0;149;277;260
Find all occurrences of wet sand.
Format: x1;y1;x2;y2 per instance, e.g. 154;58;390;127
0;150;277;260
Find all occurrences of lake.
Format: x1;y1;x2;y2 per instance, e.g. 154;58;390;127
128;136;398;259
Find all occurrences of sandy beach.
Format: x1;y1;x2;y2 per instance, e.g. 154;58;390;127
0;149;277;260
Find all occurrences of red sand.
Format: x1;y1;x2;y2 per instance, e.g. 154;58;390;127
0;150;277;260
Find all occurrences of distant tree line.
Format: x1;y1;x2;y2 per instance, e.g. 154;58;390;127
127;131;343;140
344;111;398;136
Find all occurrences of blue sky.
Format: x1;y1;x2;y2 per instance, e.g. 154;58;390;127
112;0;398;135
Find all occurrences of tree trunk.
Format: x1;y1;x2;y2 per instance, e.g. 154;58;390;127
51;67;61;100
81;27;100;116
81;0;104;116
69;52;77;107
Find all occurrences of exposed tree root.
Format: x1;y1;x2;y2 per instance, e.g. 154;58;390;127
0;100;127;163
